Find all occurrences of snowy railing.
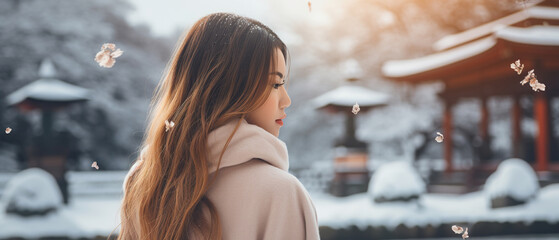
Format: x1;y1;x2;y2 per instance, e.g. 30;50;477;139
0;170;127;198
0;167;334;198
291;166;334;193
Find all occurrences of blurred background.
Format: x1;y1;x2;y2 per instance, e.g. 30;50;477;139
1;0;558;239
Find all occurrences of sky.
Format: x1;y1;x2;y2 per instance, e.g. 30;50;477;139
126;0;272;37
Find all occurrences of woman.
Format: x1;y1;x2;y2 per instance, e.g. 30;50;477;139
118;13;320;240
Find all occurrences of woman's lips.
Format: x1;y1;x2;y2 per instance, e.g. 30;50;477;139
275;119;283;126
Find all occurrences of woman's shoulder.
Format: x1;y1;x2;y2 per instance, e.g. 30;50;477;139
239;159;302;187
208;159;320;240
122;159;143;192
210;159;308;199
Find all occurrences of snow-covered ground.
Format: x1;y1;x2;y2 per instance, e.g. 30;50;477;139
0;170;124;239
394;234;559;240
0;171;558;238
484;158;539;201
313;183;559;231
0;195;122;239
368;160;425;202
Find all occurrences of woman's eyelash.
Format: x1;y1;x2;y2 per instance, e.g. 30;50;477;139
273;81;285;89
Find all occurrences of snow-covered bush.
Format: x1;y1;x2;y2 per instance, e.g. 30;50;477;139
368;160;426;203
484;158;539;208
2;168;63;216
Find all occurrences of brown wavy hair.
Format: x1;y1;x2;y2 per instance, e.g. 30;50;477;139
117;13;287;240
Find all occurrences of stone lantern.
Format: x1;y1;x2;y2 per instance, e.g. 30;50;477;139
312;79;389;196
6;59;89;204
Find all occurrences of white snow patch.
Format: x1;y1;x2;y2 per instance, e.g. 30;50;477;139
0;196;122;239
0;168;557;237
311;85;389;109
6;78;90;105
382;37;496;78
496;26;559;46
433;6;559;51
368;160;426;201
0;210;83;239
484;158;539;201
0;170;124;239
314;183;559;230
338;58;363;79
1;168;63;214
38;59;57;79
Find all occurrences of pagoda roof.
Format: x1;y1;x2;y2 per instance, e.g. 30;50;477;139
497;25;559;45
381;0;559;94
434;5;559;51
382;37;496;79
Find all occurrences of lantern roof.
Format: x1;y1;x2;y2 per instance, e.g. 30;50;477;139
6;59;90;106
312;85;389;110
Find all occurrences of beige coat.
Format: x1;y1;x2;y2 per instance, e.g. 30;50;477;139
124;118;320;239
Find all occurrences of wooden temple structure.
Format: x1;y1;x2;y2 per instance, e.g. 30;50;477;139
381;0;559;180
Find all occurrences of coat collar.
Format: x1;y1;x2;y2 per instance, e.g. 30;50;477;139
207;118;289;174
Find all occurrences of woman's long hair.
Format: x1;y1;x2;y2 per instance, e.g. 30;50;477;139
118;13;287;240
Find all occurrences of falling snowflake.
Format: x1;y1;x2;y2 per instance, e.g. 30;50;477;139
91;161;99;170
510;59;524;75
165;120;175;132
462;227;469;239
435;132;444;143
5;127;12;134
352;102;360;115
451;225;464;234
94;43;123;68
520;69;546;92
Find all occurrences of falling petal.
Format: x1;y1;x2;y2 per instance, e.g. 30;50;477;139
96;53;115;68
95;43;123;68
452;225;464;234
91;161;99;170
462;227;469;239
510;59;524;75
520;69;545;92
308;1;312;12
103;58;116;68
5;127;12;134
435;132;444;143
520;69;534;86
95;51;107;62
529;77;538;88
111;49;123;58
352;102;360;115
165;120;175;132
102;43;116;51
532;82;546;92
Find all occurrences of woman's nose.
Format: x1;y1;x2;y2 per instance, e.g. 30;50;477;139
280;87;291;109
